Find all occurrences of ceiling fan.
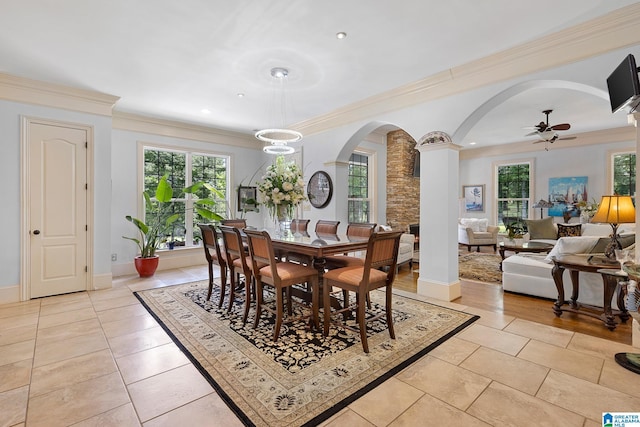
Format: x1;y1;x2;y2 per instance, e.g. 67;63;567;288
525;109;576;149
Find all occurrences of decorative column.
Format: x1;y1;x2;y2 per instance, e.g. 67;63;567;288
416;131;462;301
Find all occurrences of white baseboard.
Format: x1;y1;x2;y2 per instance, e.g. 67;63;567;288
417;277;461;302
112;248;207;278
0;284;20;304
92;273;113;290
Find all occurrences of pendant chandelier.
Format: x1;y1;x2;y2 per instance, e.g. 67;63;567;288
256;67;301;155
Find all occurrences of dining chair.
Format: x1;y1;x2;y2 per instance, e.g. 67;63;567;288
244;229;319;341
315;220;340;234
324;223;377;269
219;225;255;324
221;218;247;229
197;224;229;308
322;231;402;353
289;219;310;234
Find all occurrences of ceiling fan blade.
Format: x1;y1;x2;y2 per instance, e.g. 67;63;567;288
532;140;545;144
557;136;576;141
550;123;570;131
525;131;539;136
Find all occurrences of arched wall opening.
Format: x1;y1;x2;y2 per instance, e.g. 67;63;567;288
337;121;423;232
452;79;609;143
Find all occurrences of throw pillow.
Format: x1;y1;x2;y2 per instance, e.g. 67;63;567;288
525;217;557;240
477;218;488;232
557;223;582;238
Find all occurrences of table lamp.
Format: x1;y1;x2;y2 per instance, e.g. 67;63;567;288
532;199;553;219
590;195;636;258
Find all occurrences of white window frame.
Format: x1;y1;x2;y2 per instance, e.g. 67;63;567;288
493;158;535;229
607;147;636;199
348;149;376;224
137;141;231;248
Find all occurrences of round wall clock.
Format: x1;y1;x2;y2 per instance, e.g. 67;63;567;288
307;171;333;209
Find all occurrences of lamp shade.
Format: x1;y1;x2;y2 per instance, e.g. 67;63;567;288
590;195;636;224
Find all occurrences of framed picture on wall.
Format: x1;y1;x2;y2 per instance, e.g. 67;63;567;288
463;184;485;212
238;186;258;212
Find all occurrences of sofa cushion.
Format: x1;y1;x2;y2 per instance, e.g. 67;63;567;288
581;223;615;236
525;217;557;240
544;236;601;262
557;223;582;238
459;218;488;232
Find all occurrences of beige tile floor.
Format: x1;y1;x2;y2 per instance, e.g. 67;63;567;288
1;266;640;426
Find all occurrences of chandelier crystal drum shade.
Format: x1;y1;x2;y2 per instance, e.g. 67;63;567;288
590;195;636;258
256;67;301;155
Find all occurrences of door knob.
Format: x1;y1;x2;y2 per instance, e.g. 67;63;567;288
33;230;40;235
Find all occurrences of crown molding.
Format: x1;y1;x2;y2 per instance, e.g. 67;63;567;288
112;111;259;149
460;126;636;160
294;3;640;137
0;73;119;116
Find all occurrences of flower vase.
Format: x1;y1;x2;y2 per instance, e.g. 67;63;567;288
275;205;290;236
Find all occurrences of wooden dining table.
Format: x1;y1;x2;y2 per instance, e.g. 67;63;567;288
255;228;371;322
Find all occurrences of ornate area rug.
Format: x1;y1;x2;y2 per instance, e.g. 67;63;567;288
134;281;478;427
459;252;503;284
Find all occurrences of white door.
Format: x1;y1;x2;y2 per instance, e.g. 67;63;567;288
28;121;88;298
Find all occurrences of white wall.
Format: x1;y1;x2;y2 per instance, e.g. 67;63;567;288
0;99;113;293
459;140;636;224
110;128;265;274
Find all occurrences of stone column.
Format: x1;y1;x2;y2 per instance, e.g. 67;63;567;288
416;132;462;301
386;130;420;230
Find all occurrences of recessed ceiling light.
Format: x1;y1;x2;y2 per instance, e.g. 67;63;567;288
336;32;347;39
237;93;245;98
201;109;211;114
469;142;477;145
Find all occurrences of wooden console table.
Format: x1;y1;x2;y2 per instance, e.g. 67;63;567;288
550;255;630;330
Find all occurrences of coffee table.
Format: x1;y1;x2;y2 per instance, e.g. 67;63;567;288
498;241;554;270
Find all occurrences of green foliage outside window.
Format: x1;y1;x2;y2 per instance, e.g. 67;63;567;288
613;153;636;197
497;163;530;231
348;153;370;223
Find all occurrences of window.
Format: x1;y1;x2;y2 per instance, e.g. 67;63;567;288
144;146;229;247
612;151;636;197
495;161;532;230
348;153;371;223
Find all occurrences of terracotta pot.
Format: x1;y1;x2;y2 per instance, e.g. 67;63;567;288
134;255;159;278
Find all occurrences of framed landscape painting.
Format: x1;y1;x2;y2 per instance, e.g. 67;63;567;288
548;176;588;217
463;184;485;212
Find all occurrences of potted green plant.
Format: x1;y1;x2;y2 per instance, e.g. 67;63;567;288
506;220;527;243
123;174;223;277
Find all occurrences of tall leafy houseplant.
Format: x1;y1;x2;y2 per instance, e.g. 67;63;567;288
123;174;223;276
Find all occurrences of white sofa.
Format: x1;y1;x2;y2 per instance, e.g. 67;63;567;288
502;222;635;307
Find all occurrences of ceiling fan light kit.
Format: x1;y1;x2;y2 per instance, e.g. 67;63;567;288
525;109;576;150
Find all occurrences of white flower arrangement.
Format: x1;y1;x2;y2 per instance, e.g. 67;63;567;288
578;198;600;218
257;155;306;219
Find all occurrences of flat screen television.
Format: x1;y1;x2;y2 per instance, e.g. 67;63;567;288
606;54;640;113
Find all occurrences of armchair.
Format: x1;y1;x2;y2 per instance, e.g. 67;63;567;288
458;218;498;252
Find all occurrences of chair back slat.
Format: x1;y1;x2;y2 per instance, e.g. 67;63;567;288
290;219;310;233
218;225;243;260
197;224;225;265
346;223;377;238
363;231;402;282
244;229;277;272
315;220;340;234
221;219;247;229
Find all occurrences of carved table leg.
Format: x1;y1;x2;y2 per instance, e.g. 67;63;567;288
617;281;630;322
602;274;618;330
569;270;580;309
552;262;565;317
